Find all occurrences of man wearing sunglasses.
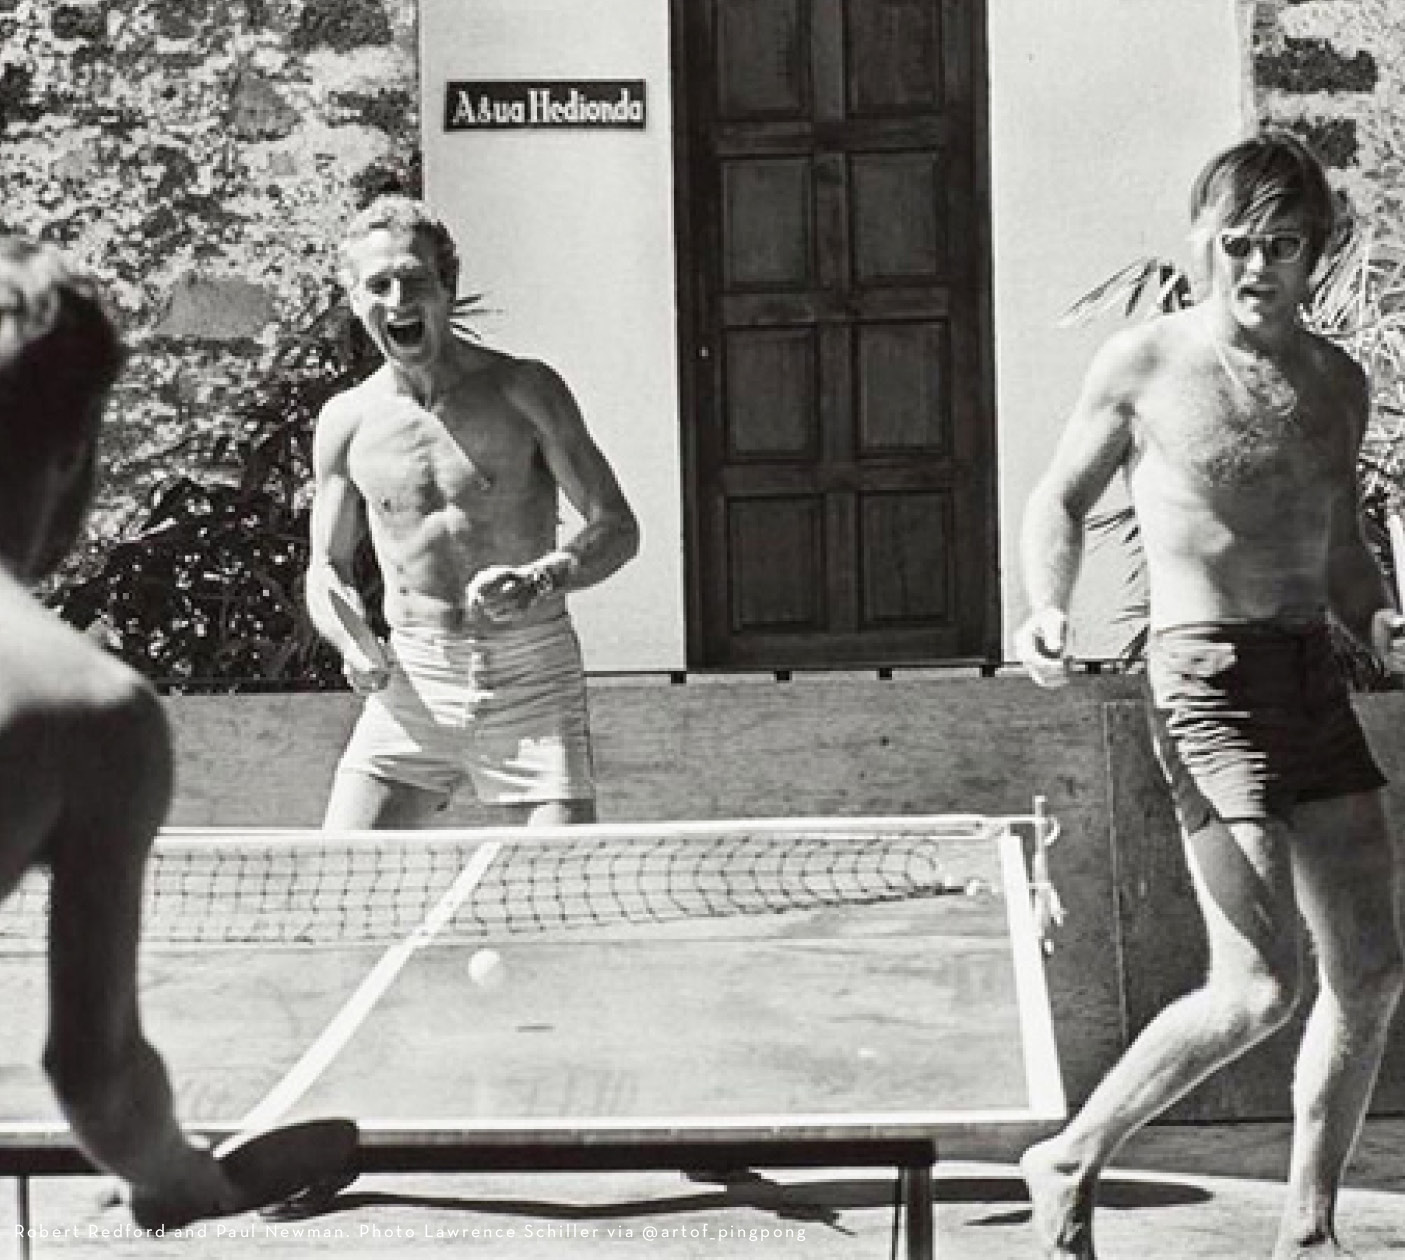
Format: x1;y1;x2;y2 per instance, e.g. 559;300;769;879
1015;132;1405;1258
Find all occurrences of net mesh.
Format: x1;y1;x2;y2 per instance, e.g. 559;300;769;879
0;818;1007;948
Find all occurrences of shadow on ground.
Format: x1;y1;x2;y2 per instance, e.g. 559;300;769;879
303;1168;1211;1236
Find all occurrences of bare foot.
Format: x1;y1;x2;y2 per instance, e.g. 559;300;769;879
1271;1239;1355;1260
1020;1139;1097;1259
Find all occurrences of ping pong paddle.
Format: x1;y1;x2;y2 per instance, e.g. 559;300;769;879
329;588;388;671
1030;797;1065;955
1370;508;1405;671
1388;510;1405;616
130;1118;360;1231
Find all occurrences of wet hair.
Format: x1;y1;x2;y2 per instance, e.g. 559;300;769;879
338;195;461;294
1188;131;1336;267
0;238;122;470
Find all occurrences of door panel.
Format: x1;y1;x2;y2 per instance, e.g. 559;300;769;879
725;329;818;459
729;497;825;633
856;322;949;453
850;152;946;282
680;0;994;668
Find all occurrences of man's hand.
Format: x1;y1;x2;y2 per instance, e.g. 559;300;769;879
325;587;390;693
1370;608;1405;674
465;565;536;625
127;1139;243;1231
1015;607;1072;689
342;642;391;694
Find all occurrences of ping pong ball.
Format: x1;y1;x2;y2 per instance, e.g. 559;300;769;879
469;948;504;989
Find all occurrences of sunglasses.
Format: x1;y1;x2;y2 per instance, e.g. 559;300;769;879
1216;229;1308;265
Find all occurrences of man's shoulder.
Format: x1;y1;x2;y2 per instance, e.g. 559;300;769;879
318;368;398;424
0;596;160;748
1083;314;1181;398
493;353;576;423
0;590;167;865
313;372;397;461
1106;310;1188;360
494;351;562;394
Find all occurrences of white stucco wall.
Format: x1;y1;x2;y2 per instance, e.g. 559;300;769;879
988;0;1249;658
421;0;1249;672
420;0;683;672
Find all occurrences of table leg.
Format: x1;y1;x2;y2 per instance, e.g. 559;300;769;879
16;1178;31;1260
902;1163;934;1260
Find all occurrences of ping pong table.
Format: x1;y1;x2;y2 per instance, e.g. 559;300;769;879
0;808;1065;1258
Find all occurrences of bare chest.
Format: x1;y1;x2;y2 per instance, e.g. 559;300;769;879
349;399;545;522
1138;362;1350;494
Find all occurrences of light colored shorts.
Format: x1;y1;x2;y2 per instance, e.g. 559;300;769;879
336;614;596;804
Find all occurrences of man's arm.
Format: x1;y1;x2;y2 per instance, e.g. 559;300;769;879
1323;363;1404;668
305;396;388;690
1326;479;1394;647
1016;331;1142;683
42;675;235;1216
504;359;641;594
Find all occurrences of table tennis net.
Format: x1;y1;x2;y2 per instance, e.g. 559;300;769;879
0;818;1010;948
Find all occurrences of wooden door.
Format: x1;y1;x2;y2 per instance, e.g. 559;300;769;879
676;0;997;669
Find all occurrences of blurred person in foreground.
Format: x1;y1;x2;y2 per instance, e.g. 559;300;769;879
0;237;248;1226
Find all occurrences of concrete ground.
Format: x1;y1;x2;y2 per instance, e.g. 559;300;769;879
7;1117;1403;1258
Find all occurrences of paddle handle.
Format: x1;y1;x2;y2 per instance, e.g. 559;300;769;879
1029;796;1065;955
1388;510;1405;614
329;588;387;668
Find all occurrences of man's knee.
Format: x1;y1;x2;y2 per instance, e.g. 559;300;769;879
1336;946;1405;1018
1243;972;1302;1037
324;768;448;829
509;797;597;827
1209;958;1302;1041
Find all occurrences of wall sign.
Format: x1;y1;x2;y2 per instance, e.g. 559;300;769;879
444;80;647;131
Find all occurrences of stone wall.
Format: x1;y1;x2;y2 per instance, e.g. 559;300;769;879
0;0;418;551
1250;0;1404;224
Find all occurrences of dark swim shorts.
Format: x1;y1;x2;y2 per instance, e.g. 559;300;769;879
1146;616;1386;833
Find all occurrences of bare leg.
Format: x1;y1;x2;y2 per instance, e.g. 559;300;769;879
1023;815;1305;1258
1273;791;1403;1259
501;798;598;826
321;768;449;829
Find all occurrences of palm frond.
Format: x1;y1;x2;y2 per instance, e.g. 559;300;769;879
1058;258;1163;327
